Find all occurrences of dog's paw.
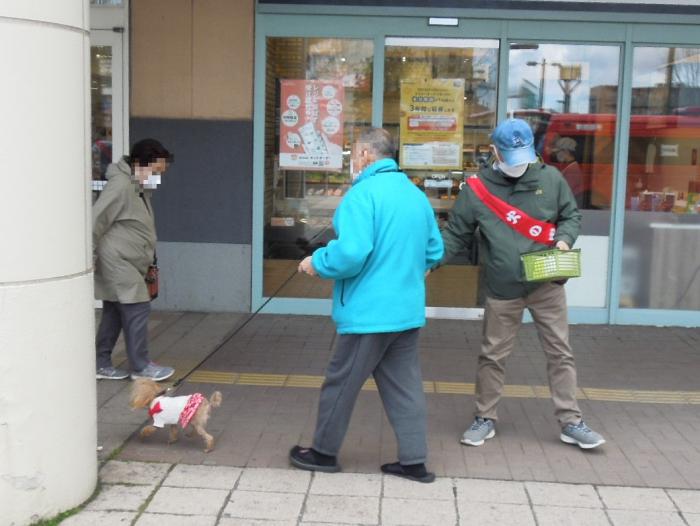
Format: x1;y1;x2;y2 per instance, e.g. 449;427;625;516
139;426;157;439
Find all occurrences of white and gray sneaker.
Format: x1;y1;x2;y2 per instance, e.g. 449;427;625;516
561;421;606;449
96;366;129;380
460;417;496;446
130;362;175;382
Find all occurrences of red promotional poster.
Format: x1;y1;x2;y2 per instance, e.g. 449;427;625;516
279;79;344;171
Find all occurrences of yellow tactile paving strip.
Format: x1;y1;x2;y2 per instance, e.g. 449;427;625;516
185;370;700;405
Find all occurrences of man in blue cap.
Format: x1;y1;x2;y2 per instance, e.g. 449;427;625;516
440;118;605;450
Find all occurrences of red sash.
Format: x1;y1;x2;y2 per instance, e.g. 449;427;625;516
467;175;556;246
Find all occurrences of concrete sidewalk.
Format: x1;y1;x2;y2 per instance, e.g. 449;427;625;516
63;460;700;525
83;311;700;524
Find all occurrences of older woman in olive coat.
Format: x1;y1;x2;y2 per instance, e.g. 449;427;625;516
93;138;174;382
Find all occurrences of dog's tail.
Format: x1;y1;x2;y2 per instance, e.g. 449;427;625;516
209;391;222;408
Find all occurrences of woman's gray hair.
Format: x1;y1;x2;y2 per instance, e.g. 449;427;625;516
357;127;396;159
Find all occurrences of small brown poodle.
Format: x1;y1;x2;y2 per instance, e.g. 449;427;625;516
130;378;222;452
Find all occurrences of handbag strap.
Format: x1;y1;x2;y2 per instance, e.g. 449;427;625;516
467;175;556;246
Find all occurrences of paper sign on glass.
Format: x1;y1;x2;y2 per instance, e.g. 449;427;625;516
399;79;465;170
279;80;344;171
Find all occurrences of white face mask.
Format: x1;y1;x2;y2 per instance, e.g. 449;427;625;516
497;162;528;178
143;173;162;189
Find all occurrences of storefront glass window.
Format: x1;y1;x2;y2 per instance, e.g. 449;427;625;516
91;45;113;182
620;47;700;310
508;43;620;309
263;38;373;298
508;43;621;217
384;37;499;308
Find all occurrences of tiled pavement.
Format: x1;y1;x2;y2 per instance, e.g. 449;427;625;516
86;311;700;523
63;460;700;525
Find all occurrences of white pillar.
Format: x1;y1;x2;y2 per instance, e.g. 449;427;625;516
0;1;97;524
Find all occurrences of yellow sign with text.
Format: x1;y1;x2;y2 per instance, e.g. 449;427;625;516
399;78;465;170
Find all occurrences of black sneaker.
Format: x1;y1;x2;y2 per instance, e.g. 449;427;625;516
381;462;436;483
289;445;340;473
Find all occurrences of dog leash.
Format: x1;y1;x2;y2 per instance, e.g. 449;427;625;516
105;225;334;460
168;223;334;391
107;224;334;459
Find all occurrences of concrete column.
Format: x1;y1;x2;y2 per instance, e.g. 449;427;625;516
0;1;97;524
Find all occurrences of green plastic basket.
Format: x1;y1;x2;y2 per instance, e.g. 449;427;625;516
521;249;581;282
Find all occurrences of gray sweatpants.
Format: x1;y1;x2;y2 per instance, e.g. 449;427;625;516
96;300;151;372
312;328;428;465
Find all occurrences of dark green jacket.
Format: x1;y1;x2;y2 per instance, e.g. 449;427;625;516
441;160;581;300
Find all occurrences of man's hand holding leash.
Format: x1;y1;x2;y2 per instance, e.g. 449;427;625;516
298;256;317;276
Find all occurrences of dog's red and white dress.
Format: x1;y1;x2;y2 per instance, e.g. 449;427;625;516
149;393;205;428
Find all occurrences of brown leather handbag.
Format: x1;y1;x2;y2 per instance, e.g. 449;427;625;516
145;255;159;300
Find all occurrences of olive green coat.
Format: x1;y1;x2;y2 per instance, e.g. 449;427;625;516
93;158;156;303
441;160;581;300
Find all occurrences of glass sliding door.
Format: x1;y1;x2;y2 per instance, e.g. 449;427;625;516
383;37;499;309
620;47;700;311
90;45;113;181
90;30;124;189
508;43;621;309
262;38;373;298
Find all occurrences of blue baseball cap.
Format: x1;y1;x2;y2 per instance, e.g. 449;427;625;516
490;118;537;166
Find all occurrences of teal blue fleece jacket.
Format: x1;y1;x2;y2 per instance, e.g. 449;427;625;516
311;158;444;334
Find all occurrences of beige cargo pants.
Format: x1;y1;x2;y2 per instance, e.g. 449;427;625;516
475;282;582;426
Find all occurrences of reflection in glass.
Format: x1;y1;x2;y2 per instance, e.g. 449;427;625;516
263;38;373;298
90;0;123;5
620;47;700;310
91;46;113;181
383;38;499;307
508;43;620;217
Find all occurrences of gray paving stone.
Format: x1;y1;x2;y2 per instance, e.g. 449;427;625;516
383;473;454;500
219;521;296;526
526;481;602;508
382;497;456;526
99;460;171;485
145;486;229;516
456;502;536;526
684;513;700;526
533;506;612;526
106;315;700;491
597;486;676;511
607;510;686;526
162;463;242;489
303;494;379;524
223;490;305;521
236;467;311;493
85;484;154;511
309;471;382;496
61;511;136;525
135;513;217;525
668;489;700;513
455;478;528;504
98;423;142;462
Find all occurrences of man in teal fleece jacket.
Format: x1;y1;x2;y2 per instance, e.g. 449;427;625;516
289;128;444;483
